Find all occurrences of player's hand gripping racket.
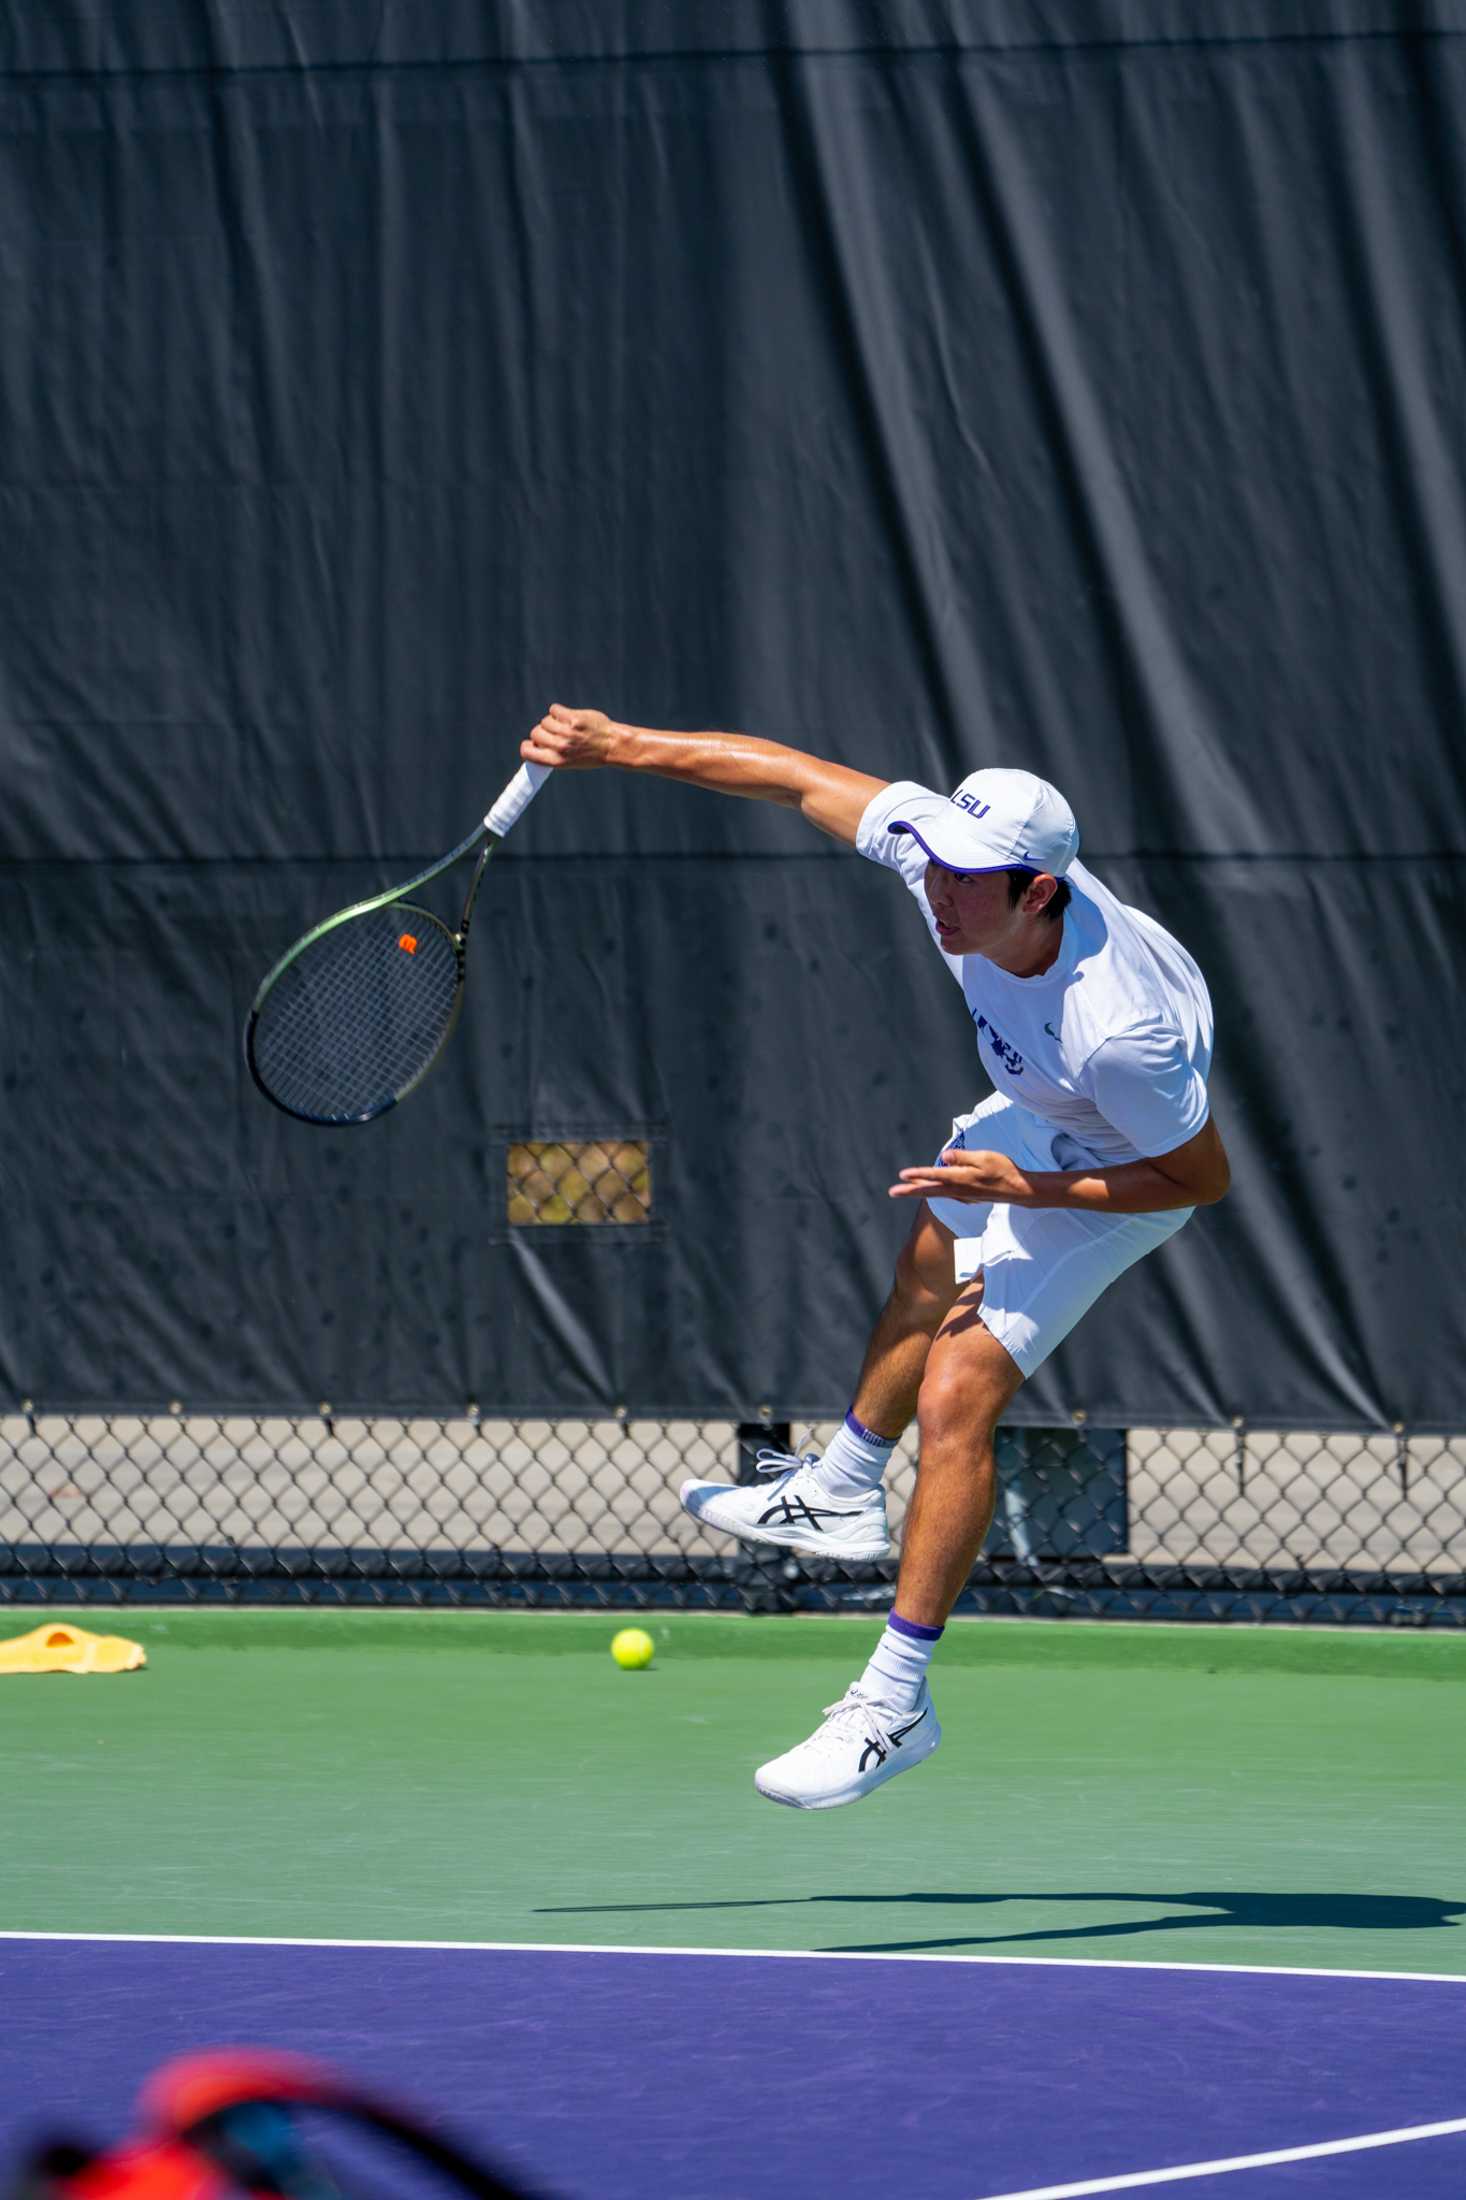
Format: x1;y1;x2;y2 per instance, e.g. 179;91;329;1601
245;762;548;1126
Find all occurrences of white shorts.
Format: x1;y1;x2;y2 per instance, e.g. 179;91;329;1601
924;1091;1192;1380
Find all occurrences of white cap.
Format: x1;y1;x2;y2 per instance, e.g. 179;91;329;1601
889;768;1080;878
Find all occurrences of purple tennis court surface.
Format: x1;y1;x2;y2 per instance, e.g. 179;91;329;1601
2;1937;1463;2198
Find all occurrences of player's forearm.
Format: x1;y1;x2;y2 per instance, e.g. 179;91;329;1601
523;704;887;843
607;722;803;801
899;1118;1229;1214
605;721;885;842
1013;1161;1211;1214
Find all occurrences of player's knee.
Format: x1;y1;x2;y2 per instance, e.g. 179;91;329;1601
916;1354;1003;1453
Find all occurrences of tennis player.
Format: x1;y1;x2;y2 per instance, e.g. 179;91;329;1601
522;705;1229;1810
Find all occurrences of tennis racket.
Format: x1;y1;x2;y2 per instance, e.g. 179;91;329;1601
245;761;549;1126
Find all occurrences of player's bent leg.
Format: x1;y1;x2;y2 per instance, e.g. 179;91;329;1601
678;1201;960;1563
755;1289;1021;1812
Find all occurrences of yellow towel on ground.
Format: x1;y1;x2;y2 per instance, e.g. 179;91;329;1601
0;1622;147;1674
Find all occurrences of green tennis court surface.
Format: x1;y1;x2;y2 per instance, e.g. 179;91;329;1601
4;1611;1462;1975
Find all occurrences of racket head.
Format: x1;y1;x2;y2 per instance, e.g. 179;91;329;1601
246;900;464;1126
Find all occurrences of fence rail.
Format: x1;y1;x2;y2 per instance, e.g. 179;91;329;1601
2;1411;1463;1626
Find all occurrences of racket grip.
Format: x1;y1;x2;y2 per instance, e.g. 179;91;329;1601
484;761;550;838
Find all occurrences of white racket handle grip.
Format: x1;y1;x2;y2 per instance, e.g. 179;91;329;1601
483;760;550;838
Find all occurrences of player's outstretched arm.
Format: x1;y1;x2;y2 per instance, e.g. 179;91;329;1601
521;704;887;848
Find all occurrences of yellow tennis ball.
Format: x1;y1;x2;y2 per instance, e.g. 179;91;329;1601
611;1626;655;1670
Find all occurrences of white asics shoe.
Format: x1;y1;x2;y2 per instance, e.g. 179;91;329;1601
679;1448;892;1562
755;1681;941;1810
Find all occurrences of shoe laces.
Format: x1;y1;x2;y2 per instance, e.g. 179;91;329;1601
818;1685;901;1751
753;1446;820;1479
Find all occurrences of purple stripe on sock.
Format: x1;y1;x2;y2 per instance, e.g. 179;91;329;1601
844;1408;896;1450
888;1610;944;1643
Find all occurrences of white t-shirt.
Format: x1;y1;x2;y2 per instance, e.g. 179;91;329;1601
856;780;1214;1165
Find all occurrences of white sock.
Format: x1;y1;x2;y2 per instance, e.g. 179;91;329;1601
810;1409;897;1501
859;1613;943;1714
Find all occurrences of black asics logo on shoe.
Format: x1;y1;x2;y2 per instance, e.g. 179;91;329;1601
858;1705;927;1773
759;1493;843;1532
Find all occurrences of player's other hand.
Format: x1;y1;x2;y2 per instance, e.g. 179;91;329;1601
522;704;617;771
889;1147;1031;1204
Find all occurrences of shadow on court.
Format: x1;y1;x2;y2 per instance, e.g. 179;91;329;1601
534;1888;1466;1954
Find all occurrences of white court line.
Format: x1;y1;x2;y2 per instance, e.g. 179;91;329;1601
973;2114;1466;2198
0;1931;1463;1986
5;1940;1461;2191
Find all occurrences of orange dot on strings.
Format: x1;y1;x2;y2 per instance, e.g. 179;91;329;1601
398;933;418;954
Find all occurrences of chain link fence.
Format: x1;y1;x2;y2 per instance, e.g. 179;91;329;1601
2;1408;1463;1625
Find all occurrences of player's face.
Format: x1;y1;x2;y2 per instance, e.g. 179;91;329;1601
922;862;1023;957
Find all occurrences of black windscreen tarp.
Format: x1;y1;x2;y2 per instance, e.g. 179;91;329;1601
3;3;1463;1426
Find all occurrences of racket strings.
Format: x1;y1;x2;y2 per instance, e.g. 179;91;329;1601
250;907;461;1123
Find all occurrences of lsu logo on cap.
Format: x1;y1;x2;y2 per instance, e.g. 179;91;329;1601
951;790;991;818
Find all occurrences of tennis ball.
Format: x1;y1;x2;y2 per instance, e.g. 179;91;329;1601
610;1626;655;1671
